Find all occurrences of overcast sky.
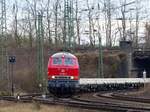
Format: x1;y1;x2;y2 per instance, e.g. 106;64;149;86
5;0;150;33
6;0;150;19
3;0;150;45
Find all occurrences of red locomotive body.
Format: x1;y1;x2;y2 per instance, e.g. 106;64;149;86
48;52;79;80
47;52;79;95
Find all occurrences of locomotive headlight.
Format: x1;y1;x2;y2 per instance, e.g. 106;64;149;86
70;76;74;79
52;76;55;79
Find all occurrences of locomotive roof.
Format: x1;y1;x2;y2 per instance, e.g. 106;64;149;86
51;52;76;58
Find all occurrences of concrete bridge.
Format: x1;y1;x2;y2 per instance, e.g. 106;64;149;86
120;41;150;78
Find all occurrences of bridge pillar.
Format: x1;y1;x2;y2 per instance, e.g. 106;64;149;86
120;41;133;78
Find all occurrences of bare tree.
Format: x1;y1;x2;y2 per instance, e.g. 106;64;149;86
145;23;150;48
135;0;140;47
91;19;97;46
25;0;38;47
53;0;60;46
13;0;22;47
46;0;52;45
119;0;136;42
102;0;113;47
128;8;134;42
75;0;80;45
86;0;94;46
27;12;33;48
120;0;126;41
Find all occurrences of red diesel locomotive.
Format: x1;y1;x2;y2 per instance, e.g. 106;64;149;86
47;52;79;95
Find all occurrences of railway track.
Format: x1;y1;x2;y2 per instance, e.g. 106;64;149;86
0;92;150;112
94;91;150;111
73;93;150;112
97;91;150;104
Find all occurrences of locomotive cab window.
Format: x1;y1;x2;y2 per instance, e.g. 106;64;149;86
53;57;62;65
65;58;74;65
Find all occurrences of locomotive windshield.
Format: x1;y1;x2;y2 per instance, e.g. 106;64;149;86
53;57;62;65
65;58;74;65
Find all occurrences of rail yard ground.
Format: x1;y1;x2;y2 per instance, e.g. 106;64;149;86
0;101;105;112
0;48;150;111
0;89;150;112
126;84;150;98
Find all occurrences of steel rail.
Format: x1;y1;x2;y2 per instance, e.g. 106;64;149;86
0;93;150;111
72;93;150;111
